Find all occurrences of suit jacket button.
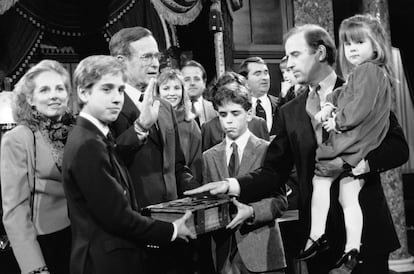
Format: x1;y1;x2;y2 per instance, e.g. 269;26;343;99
123;190;127;195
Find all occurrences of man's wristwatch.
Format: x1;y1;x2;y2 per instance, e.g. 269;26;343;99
134;119;149;133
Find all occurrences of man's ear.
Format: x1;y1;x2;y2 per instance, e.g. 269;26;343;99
317;45;327;62
246;108;253;122
77;87;89;105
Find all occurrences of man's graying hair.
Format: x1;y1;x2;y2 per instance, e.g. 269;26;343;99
109;27;153;58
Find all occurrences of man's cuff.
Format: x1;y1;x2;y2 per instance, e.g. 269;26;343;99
226;178;241;196
134;120;149;140
171;223;178;241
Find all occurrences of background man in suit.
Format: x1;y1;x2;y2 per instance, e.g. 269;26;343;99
186;24;409;274
201;71;269;152
203;84;287;274
181;60;217;126
63;55;195;274
109;27;198;274
239;56;279;137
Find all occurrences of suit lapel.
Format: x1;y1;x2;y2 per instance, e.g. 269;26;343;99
154;102;169;148
238;136;259;175
268;94;279;116
212;142;229;178
295;90;317;144
77;117;136;207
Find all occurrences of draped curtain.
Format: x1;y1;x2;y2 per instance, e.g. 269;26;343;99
392;47;414;173
0;0;206;86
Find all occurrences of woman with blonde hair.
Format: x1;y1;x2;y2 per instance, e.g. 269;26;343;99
1;60;74;274
156;68;202;183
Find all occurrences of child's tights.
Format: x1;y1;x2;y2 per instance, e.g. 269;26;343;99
309;175;365;252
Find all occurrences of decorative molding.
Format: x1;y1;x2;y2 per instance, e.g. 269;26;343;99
150;0;202;25
10;31;44;81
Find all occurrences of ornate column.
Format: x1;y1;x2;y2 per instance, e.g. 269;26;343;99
361;0;414;272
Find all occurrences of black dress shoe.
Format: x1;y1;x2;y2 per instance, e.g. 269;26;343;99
296;234;329;260
329;249;361;274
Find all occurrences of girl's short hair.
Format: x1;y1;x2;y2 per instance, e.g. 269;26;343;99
12;59;71;124
156;69;195;121
338;14;393;78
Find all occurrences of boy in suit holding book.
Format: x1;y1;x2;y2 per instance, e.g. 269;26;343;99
62;55;195;274
202;83;287;274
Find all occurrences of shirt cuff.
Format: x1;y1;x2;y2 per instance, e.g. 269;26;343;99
352;159;370;176
226;178;241;196
171;223;178;241
134;120;149;140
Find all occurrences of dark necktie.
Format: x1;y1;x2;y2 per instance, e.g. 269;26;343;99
191;99;201;127
228;142;239;177
139;93;144;102
106;131;116;150
306;85;329;143
255;99;266;121
106;132;134;202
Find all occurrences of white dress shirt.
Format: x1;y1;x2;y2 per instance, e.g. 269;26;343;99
79;112;110;136
225;130;252;165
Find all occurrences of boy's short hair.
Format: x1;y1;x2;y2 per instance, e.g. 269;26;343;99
73;55;127;107
212;84;251;112
238;56;266;78
207;71;247;101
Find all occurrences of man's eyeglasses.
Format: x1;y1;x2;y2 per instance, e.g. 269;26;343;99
140;52;163;64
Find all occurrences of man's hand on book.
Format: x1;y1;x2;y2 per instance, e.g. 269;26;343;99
173;210;196;242
183;180;229;196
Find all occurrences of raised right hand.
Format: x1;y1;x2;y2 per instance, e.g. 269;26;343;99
173;211;196;242
136;78;160;129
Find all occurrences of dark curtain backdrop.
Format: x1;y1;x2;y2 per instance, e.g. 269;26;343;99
176;0;233;85
0;0;168;85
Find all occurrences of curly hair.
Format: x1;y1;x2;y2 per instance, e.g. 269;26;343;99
12;59;72;125
156;68;195;121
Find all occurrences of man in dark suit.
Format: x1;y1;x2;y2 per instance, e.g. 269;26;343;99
62;55;195;274
181;60;217;126
186;24;409;274
239;56;280;137
109;27;198;273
